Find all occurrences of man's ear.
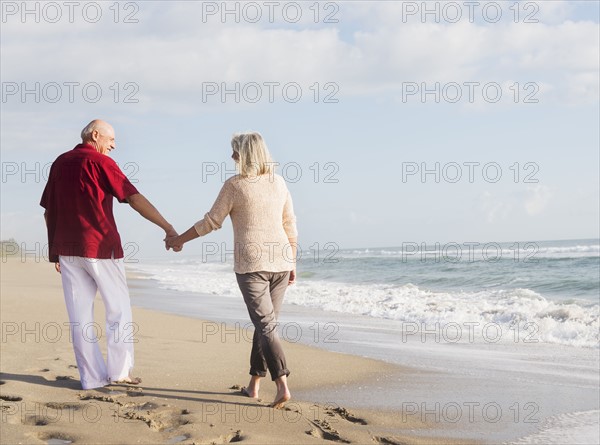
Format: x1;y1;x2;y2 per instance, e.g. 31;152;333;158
91;130;100;141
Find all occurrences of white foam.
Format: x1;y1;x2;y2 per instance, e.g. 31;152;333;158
510;410;600;444
131;260;599;349
344;242;600;259
284;281;599;348
133;261;239;297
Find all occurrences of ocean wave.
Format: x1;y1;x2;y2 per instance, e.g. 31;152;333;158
133;261;239;297
341;243;600;260
510;410;600;444
131;261;599;349
284;281;599;349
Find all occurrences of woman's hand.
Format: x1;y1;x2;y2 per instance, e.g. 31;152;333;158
287;237;297;286
165;226;201;252
164;232;183;252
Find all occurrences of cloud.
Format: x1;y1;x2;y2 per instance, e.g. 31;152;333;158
534;0;574;24
524;185;553;216
1;2;598;154
478;191;514;223
349;211;375;225
1;3;597;109
477;185;554;223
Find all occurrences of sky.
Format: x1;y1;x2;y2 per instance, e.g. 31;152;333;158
1;0;599;261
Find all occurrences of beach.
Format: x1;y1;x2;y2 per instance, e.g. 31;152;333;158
2;0;599;443
123;240;600;443
0;258;477;445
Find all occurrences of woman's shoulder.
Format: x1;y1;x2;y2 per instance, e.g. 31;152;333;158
224;173;289;191
271;173;286;183
223;174;244;187
265;173;290;190
274;174;294;193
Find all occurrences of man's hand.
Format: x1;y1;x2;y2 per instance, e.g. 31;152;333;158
164;226;199;252
55;262;61;274
165;235;183;252
164;228;182;252
288;269;296;285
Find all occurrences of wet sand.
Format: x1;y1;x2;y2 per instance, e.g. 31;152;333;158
1;259;478;444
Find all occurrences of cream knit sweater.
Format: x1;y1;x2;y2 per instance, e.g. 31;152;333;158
194;174;298;274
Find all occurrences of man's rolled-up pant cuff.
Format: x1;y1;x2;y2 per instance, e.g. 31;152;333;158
80;377;109;390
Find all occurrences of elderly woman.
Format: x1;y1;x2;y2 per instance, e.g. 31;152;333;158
167;132;297;408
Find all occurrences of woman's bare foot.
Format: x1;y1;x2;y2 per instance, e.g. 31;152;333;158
270;375;291;409
242;376;261;399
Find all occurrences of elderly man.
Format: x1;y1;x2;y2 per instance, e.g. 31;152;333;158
40;119;177;389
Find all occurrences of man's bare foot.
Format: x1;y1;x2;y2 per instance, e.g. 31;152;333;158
112;376;142;385
243;376;261;398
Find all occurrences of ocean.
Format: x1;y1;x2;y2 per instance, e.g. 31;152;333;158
128;238;599;443
132;239;599;349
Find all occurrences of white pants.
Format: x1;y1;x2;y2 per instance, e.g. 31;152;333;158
59;256;135;389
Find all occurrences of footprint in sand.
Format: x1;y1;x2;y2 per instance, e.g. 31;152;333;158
45;402;82;411
32;431;76;445
78;391;128;404
196;430;243;444
225;430;244;443
373;436;408;445
120;406;190;432
135;401;160;410
125;387;144;397
22;415;49;426
0;380;5;385
165;433;191;444
0;395;23;401
79;391;190;433
305;422;350;444
327;406;368;425
208;430;244;444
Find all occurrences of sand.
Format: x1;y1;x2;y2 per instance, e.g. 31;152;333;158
1;258;478;444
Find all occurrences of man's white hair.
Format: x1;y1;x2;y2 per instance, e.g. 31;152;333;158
81;120;110;141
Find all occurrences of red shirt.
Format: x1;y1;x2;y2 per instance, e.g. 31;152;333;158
40;143;139;262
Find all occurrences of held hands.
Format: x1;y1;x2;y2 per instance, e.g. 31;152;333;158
166;235;183;252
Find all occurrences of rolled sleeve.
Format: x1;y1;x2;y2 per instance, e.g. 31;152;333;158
194;212;223;236
194;181;234;236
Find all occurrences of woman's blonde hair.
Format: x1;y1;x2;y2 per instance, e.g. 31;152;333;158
231;132;275;177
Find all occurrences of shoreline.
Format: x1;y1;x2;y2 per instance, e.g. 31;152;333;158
1;258;477;444
126;261;600;444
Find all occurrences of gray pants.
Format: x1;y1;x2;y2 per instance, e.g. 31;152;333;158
236;271;291;381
